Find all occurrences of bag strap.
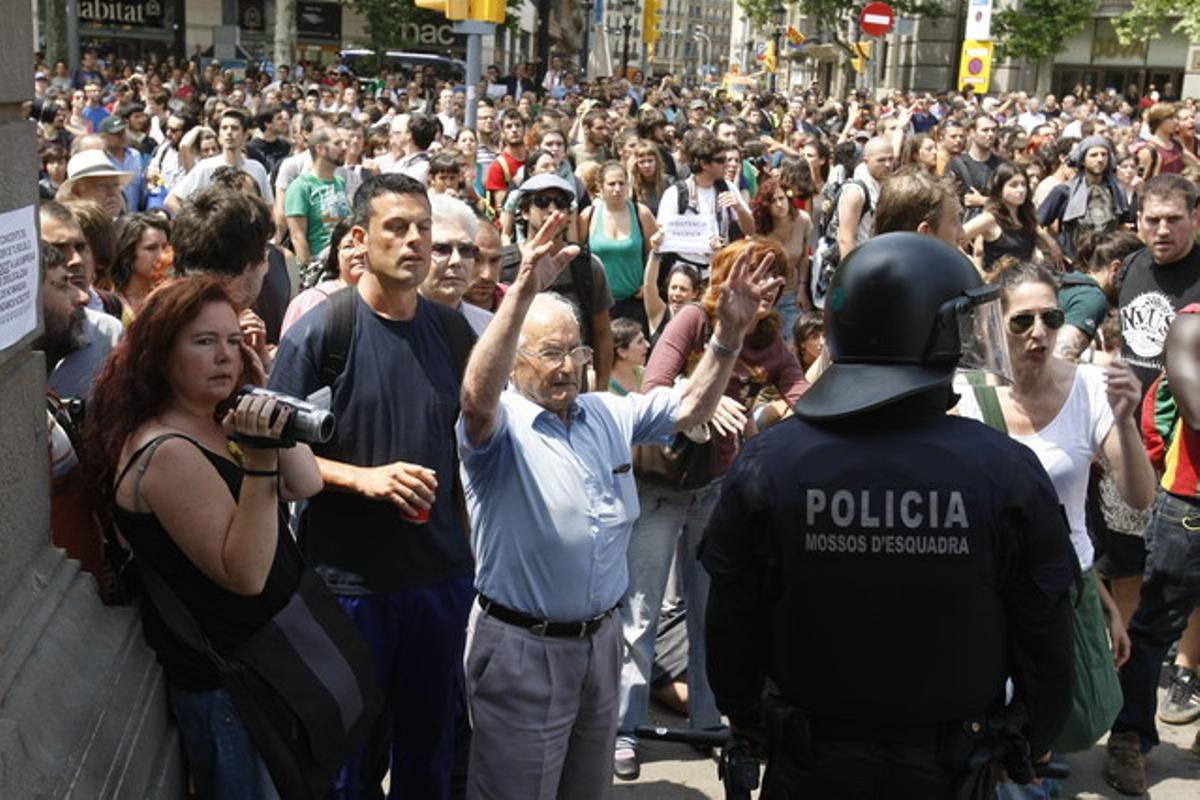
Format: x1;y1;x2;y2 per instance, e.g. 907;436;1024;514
136;556;225;669
965;372;1008;434
319;286;358;390
114;432;206;500
428;300;477;380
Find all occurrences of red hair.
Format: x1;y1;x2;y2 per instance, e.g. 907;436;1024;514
83;277;238;513
702;236;789;348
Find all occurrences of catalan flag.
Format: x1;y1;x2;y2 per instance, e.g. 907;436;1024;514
786;25;805;46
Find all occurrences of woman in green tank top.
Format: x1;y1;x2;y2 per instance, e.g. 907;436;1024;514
581;161;659;325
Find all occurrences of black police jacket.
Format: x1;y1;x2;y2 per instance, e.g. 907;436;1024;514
701;393;1078;757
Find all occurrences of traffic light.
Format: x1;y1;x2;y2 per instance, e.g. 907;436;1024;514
415;0;505;23
850;41;872;73
643;0;662;45
414;0;469;20
471;0;506;24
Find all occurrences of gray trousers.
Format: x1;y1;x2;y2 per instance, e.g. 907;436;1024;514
464;601;621;800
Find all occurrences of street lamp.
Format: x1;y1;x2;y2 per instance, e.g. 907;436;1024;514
771;3;787;94
580;0;595;80
619;0;638;78
694;26;712;87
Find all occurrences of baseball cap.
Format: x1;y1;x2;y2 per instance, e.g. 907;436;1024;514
688;99;707;111
519;173;575;201
35;71;49;81
99;116;127;135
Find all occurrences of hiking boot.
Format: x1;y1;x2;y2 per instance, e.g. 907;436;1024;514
613;743;640;781
1158;664;1200;725
1104;731;1147;796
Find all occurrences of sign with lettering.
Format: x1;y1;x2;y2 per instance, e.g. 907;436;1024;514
80;0;164;28
297;1;342;42
660;215;715;255
240;0;266;33
0;206;40;354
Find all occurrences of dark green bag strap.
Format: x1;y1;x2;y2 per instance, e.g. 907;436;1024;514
965;371;1007;434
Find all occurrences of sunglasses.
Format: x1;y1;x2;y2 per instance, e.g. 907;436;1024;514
431;241;480;260
1007;308;1065;335
530;193;571;210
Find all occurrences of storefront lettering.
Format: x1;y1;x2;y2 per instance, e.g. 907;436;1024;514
399;23;457;47
1092;37;1146;60
80;0;164;27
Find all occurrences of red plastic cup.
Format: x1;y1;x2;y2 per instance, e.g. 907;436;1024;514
405;506;430;524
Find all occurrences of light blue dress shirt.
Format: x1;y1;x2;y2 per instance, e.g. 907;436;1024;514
457;386;681;622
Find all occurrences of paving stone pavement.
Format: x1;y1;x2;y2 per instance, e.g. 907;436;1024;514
612;691;1200;799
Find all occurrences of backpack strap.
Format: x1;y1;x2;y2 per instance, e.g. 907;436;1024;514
319;286;358;390
428;300;478;380
675;179;690;215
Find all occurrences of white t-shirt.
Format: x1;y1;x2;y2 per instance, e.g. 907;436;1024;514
656;178;748;269
954;365;1113;570
172;154;274;203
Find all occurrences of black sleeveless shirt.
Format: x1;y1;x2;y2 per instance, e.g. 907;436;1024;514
113;436;302;690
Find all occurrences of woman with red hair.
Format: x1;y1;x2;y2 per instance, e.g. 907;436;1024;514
753;178;814;337
85;277;323;798
614;237;809;778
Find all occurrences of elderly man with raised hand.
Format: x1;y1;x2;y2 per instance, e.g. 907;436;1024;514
456;211;783;800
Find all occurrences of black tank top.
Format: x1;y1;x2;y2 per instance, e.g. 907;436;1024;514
113;434;302;690
982;226;1035;273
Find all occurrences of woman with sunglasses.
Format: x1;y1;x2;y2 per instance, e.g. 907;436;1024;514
954;260;1155;755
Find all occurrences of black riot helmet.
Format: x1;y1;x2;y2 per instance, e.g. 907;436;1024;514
794;232;1011;421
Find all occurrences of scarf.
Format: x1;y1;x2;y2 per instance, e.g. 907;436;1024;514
1063;135;1129;223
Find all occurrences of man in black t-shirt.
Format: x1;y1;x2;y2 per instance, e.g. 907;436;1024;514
269;174;476;799
1118;175;1200;394
245;104;293;175
947;114;1003;221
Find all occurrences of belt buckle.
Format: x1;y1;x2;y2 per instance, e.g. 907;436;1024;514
530;620;550;636
576;621;589;638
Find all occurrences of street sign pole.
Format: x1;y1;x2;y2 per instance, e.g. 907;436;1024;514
453;20;495;129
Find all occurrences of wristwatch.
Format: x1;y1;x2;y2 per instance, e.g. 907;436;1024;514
708;336;741;359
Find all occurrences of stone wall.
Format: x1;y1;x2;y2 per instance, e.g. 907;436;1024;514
0;2;184;795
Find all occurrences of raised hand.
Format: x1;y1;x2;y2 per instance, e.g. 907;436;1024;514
516;210;581;294
1105;359;1141;424
714;248;784;341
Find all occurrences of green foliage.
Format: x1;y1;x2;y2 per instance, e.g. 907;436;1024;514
991;0;1096;63
735;0;949;54
1112;0;1200;45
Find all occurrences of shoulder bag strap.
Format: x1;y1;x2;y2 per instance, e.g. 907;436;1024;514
965;372;1008;434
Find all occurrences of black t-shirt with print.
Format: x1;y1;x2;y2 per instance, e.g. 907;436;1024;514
1119;243;1200;395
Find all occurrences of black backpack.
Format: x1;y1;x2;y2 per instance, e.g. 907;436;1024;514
810;178;871;308
317;286;476;391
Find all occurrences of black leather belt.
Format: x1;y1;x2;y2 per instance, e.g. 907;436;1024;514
477;594;614;638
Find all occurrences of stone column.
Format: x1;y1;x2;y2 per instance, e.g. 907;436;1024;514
0;4;184;795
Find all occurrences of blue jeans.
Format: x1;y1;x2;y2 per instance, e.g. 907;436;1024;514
1112;491;1200;751
617;479;723;745
168;685;279;800
775;290;802;344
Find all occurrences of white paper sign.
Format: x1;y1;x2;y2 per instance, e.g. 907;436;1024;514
660;215;715;254
0;205;39;352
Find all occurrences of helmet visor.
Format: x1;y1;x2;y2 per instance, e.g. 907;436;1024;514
958;290;1013;384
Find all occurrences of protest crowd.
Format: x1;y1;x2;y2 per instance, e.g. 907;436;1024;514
24;45;1200;799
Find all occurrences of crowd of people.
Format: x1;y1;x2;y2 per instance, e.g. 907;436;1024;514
26;45;1200;798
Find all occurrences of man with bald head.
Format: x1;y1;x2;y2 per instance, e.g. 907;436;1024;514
457;210;784;800
836;136;895;260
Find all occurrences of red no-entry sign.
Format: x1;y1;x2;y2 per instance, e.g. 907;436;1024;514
860;2;895;37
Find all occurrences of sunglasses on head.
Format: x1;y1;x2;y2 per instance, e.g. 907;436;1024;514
1007;308;1065;335
530;193;571;210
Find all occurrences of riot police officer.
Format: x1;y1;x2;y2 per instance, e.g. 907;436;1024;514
701;233;1079;798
